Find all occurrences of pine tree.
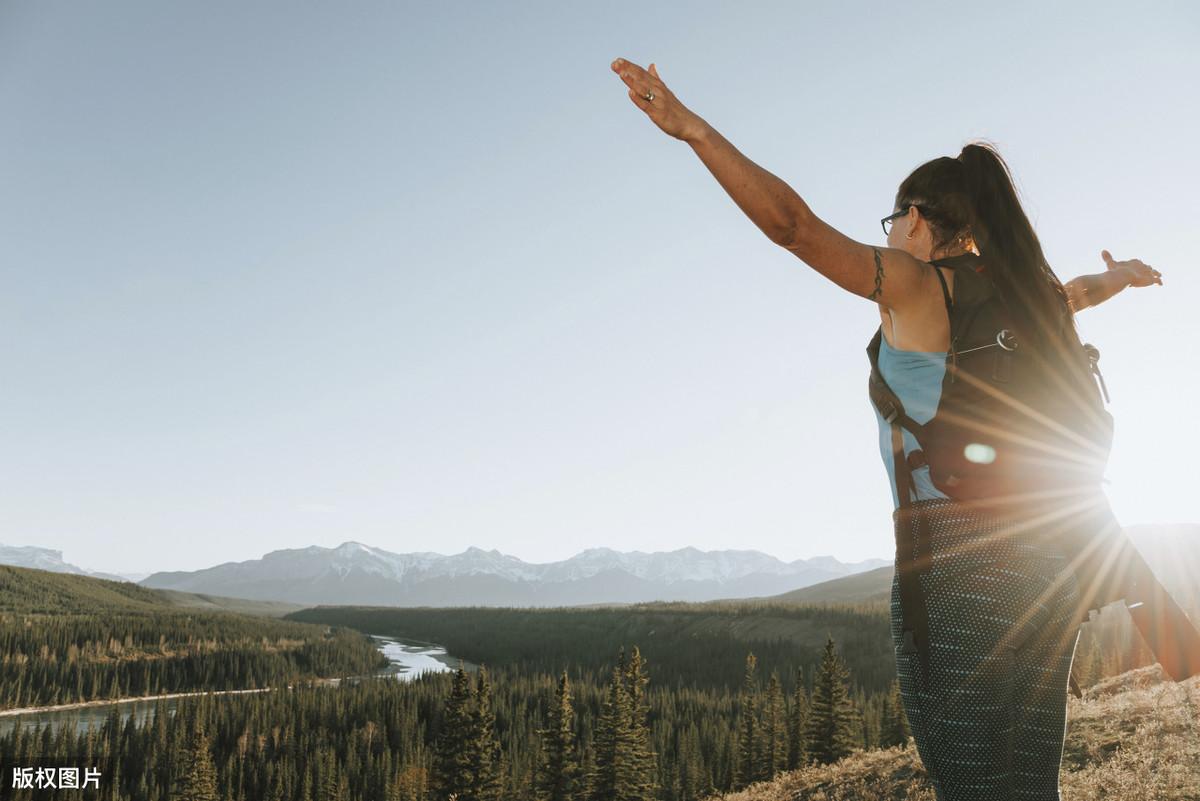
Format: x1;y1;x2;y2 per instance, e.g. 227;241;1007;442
471;665;505;801
733;652;760;788
804;635;859;765
586;664;630;801
432;661;477;801
314;746;351;801
758;670;786;781
787;666;810;769
621;646;657;801
879;678;911;748
1086;640;1104;687
175;720;219;801
535;670;581;801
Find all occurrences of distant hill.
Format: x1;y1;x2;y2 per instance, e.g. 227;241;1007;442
0;564;304;618
138;588;307;618
768;565;893;605
705;665;1200;800
765;523;1200;612
142;541;890;607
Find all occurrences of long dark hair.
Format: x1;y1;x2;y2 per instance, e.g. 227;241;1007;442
894;140;1077;350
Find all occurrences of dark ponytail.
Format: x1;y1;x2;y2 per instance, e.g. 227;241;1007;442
896;140;1077;350
957;142;1075;348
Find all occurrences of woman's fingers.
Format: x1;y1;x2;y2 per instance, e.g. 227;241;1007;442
627;88;651;111
1127;261;1164;287
1101;250;1163;286
614;58;661;114
612;57;663;99
611;57;700;141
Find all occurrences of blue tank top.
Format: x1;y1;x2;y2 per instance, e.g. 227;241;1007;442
872;331;953;510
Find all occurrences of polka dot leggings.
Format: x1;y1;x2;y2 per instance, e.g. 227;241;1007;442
890;498;1083;801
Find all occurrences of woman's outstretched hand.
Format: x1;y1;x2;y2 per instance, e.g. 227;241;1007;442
1102;249;1163;287
610;57;706;142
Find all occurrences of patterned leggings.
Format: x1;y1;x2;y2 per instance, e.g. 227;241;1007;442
890;498;1083;801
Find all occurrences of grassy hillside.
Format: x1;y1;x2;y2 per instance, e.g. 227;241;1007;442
768;565;892;606
0;564;305;617
143;587;306;617
0;564;177;612
706;665;1200;801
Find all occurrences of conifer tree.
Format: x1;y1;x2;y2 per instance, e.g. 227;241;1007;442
317;747;350;801
432;661;477;801
586;664;630;801
298;766;313;801
175;720;219;801
471;665;505;801
733;652;759;788
758;670;786;781
577;748;596;801
804;635;859;765
268;773;285;801
850;687;869;749
535;670;581;801
787;666;810;769
1086;641;1104;687
622;646;657;801
879;678;911;748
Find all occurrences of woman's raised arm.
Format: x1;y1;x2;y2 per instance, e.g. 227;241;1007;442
610;57;933;312
1065;250;1163;313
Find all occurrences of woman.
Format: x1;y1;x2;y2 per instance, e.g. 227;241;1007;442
609;57;1163;800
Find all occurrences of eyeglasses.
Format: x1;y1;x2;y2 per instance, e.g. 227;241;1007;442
881;204;922;236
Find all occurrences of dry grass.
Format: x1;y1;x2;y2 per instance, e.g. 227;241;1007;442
707;666;1200;801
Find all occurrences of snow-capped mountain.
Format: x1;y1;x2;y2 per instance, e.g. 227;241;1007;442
139;542;890;607
0;543;131;583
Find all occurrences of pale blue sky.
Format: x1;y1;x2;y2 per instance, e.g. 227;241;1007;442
2;1;1196;574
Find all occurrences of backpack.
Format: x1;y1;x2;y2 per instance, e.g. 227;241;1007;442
867;251;1115;506
871;262;1200;686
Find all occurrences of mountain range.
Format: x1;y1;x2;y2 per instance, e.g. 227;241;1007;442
8;522;1192;610
136;542;890;607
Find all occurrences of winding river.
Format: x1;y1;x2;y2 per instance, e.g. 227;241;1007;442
0;634;472;736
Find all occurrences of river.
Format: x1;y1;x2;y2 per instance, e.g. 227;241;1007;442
0;634;472;736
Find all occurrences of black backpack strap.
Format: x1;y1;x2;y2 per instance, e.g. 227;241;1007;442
930;263;954;318
891;421;916;508
926;259;959;373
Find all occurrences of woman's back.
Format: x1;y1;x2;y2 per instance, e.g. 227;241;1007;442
872;260;963;509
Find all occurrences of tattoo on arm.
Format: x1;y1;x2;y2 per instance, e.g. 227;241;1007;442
867;248;884;300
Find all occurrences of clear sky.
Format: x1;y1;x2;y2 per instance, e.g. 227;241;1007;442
2;1;1196;575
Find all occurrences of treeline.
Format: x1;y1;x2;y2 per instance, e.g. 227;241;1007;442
0;611;387;710
0;636;902;801
287;601;899;694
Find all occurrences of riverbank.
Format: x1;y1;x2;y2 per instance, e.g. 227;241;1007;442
0;686;280;718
